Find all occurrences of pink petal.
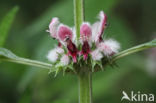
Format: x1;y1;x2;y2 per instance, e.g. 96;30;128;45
72;55;77;63
48;17;60;38
91;49;103;61
61;54;70;65
98;42;112;55
99;11;107;35
80;22;92;38
91;11;107;44
97;39;120;56
83;54;88;60
58;24;73;41
81;41;90;60
91;21;100;43
66;39;78;63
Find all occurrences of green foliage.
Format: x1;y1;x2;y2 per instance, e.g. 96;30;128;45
0;47;18;59
0;0;156;103
0;7;19;47
0;48;52;69
113;39;156;61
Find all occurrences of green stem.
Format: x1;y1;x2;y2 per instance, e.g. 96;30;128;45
0;58;52;70
74;0;84;43
78;72;92;103
112;39;156;62
74;0;91;103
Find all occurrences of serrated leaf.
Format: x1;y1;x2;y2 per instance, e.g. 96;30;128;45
0;6;19;47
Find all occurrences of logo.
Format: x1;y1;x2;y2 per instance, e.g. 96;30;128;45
121;91;155;102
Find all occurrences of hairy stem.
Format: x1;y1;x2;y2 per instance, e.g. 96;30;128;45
0;58;52;70
73;0;91;103
112;39;156;61
78;72;92;103
74;0;84;43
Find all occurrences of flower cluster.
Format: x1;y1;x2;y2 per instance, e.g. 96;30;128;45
47;11;120;73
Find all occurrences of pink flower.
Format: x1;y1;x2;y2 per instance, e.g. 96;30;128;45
57;24;78;62
47;17;63;47
55;47;64;54
58;24;73;42
47;11;120;66
80;22;92;60
61;54;70;66
99;11;107;37
66;39;78;63
80;22;92;42
98;39;120;56
47;47;64;62
81;41;91;60
91;49;103;61
47;17;60;39
47;49;58;63
92;11;107;44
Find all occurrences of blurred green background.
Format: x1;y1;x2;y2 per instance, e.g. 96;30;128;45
0;0;156;103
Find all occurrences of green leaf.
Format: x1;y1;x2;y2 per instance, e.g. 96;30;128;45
0;6;19;47
0;48;52;69
112;39;156;61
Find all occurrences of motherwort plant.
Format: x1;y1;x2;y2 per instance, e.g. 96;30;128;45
47;11;120;74
0;0;156;103
46;11;120;103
